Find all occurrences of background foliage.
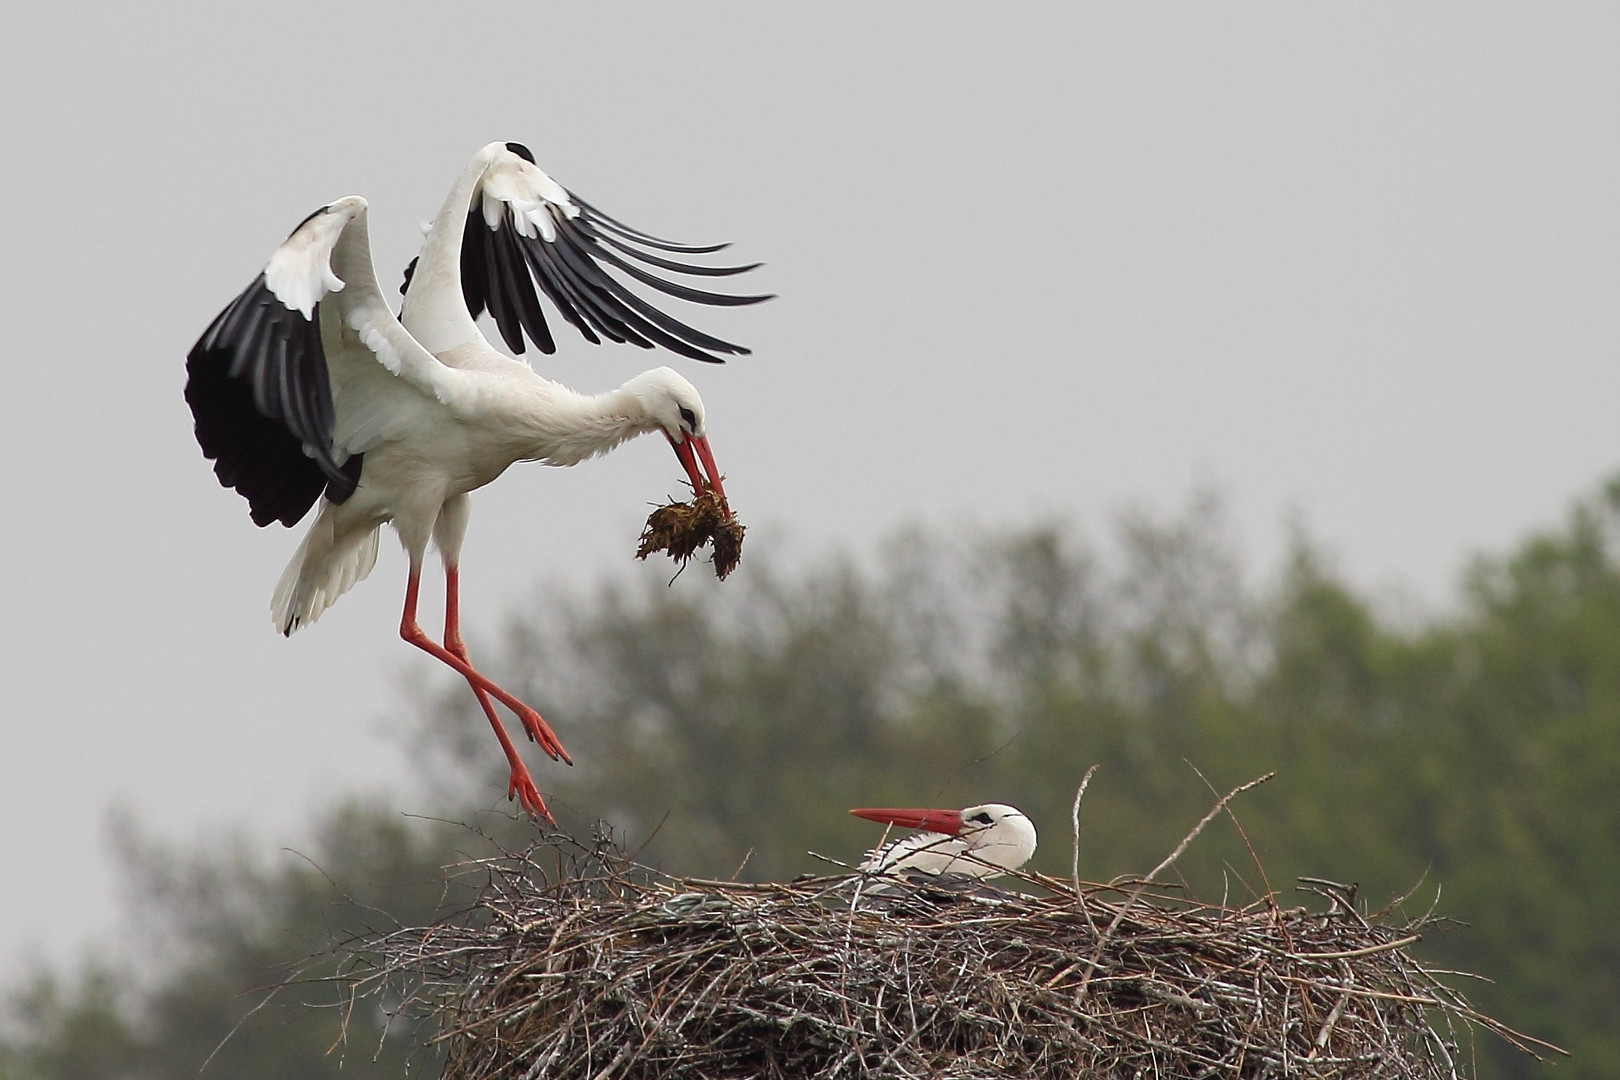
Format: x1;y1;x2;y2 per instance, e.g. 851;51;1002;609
6;483;1618;1079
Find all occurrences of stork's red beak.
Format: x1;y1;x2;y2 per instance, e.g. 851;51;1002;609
669;432;728;506
849;807;964;836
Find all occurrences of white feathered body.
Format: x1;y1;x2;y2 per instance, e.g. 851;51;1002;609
861;804;1038;880
272;353;690;632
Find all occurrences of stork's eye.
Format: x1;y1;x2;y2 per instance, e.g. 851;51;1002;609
678;406;697;430
967;811;993;825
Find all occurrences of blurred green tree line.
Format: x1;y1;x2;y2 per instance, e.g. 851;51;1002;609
5;482;1618;1079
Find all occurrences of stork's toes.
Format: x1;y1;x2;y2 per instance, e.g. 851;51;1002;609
518;708;573;765
508;768;554;824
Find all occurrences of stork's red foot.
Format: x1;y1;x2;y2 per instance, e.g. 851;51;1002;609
515;705;571;765
410;614;574;766
405;569;571;811
507;763;554;823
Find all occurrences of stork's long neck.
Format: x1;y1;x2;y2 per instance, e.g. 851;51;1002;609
512;378;663;468
399;145;501;354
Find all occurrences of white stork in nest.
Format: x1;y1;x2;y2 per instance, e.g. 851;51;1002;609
186;142;770;822
851;804;1039;880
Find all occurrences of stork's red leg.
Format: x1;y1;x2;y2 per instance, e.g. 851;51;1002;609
435;568;551;822
442;564;570;762
400;567;573;769
460;683;552;822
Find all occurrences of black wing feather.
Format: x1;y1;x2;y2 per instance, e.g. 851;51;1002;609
460;216;490;321
185;272;360;528
480;210;526;353
558;218;772;307
573;217;762;277
516;234;607;347
494;218;557;355
532;231;694;355
523;228;657;349
569;192;734;254
450;181;771;363
545;223;755;360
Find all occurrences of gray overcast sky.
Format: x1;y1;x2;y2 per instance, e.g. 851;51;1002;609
3;3;1618;968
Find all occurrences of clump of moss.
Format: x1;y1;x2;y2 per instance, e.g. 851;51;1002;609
636;488;745;580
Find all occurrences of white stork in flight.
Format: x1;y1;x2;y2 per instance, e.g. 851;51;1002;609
851;804;1038;880
185;141;770;822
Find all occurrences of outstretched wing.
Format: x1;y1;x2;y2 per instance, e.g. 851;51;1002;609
403;142;772;364
187;197;463;527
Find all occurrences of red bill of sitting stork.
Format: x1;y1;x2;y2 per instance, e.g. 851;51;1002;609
185;141;770;822
851;804;1038;880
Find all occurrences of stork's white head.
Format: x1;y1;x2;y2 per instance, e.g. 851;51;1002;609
625;366;707;440
623;367;726;504
851;802;1038;878
954;803;1038;870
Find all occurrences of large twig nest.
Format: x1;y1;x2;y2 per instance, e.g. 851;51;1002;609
338;818;1554;1079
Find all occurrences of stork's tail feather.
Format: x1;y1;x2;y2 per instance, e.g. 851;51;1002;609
271;512;381;635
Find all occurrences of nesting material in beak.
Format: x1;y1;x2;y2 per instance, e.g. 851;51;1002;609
638;434;745;579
